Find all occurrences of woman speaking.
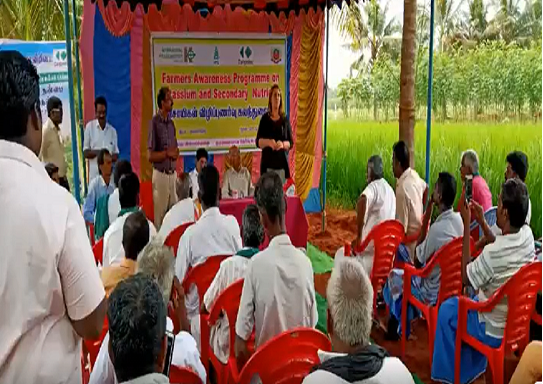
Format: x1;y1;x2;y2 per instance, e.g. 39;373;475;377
255;84;293;184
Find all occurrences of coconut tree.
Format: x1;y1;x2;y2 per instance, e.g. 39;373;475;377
0;0;82;40
399;0;417;166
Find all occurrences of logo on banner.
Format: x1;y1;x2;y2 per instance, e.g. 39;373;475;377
53;49;67;63
213;47;220;65
239;46;253;65
271;48;282;64
184;47;196;63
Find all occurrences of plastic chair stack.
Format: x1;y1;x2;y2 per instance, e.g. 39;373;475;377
400;236;475;365
454;261;542;384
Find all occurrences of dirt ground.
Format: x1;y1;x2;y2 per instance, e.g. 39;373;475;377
307;208;519;384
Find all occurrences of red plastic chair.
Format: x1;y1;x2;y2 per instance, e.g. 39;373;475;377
93;238;104;266
164;222;195;256
87;223;95;246
169;365;203;384
454;262;542;384
347;220;405;314
83;318;109;371
140;181;154;223
230;327;331;384
198;279;244;384
400;236;475;366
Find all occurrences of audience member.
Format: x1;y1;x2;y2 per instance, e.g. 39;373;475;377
303;259;414;384
509;341;542;384
84;96;119;182
199;204;264;364
148;87;179;229
101;211;150;296
222;145;253;198
45;162;60;183
158;172;197;239
0;50;106;383
334;155;395;274
83;148;114;224
107;274;170;384
431;178;535;384
235;172;317;360
393;141;428;260
103;172;156;267
383;172;463;340
39;96;70;190
457;149;492;212
190;147;208;198
108;159;133;225
90;240;206;384
176;165;242;331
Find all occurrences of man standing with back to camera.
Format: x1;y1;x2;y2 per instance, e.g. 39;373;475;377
148;86;179;230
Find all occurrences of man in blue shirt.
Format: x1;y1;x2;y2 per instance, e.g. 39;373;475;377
83;149;114;224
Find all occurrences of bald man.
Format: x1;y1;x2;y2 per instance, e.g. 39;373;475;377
222;146;253;199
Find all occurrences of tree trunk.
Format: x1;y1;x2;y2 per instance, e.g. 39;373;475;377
399;0;417;168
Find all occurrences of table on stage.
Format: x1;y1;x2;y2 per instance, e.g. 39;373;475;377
218;196;309;249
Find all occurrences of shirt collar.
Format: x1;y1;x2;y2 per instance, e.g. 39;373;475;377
398;167;412;184
200;206;220;219
317;349;347;363
0;140;49;180
435;208;455;222
45;118;59;131
268;233;292;247
156;111;171;123
94;119;109;131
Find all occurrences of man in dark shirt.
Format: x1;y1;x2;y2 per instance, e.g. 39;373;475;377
147;86;179;230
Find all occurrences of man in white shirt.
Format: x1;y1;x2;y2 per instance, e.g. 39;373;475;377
393;141;428;260
200;204;264;364
176;165;242;329
84;96;119;182
0;51;106;383
303;259;414;384
159;172;197;239
103;172;156;267
334;155;395;274
89;240;206;384
190;147;208;199
222;145;253;199
108;159;133;225
235;172;317;360
431;178;535;384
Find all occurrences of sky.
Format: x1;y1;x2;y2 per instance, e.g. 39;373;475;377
324;0;405;88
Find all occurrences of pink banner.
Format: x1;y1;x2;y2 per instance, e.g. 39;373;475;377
130;5;144;177
80;0;95;126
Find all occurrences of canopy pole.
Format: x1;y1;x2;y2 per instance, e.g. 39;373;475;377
321;3;330;233
64;0;82;205
71;0;87;195
425;0;435;185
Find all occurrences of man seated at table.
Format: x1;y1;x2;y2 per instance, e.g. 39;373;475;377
198;204;264;364
103;172;156;267
222;145;253;199
90;240;206;384
303;258;414;384
383;172;463;340
334;155;395;275
176;165;242;332
108;159;133;225
235;172;317;361
101;211;149;296
393;141;428;261
158;172;198;239
431;178;535;384
457;149;492;213
190;147;208;198
83;148;114;226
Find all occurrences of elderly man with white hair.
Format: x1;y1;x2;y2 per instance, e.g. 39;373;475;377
89;240;206;384
457;149;492;212
158;172;198;239
334;155;395;275
303;259;414;384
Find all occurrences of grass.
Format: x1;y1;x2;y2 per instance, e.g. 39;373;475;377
326;120;542;238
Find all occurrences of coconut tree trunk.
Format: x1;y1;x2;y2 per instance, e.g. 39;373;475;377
399;0;417;168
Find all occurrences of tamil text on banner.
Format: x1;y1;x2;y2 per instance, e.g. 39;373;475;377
151;34;286;154
0;40;72;139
